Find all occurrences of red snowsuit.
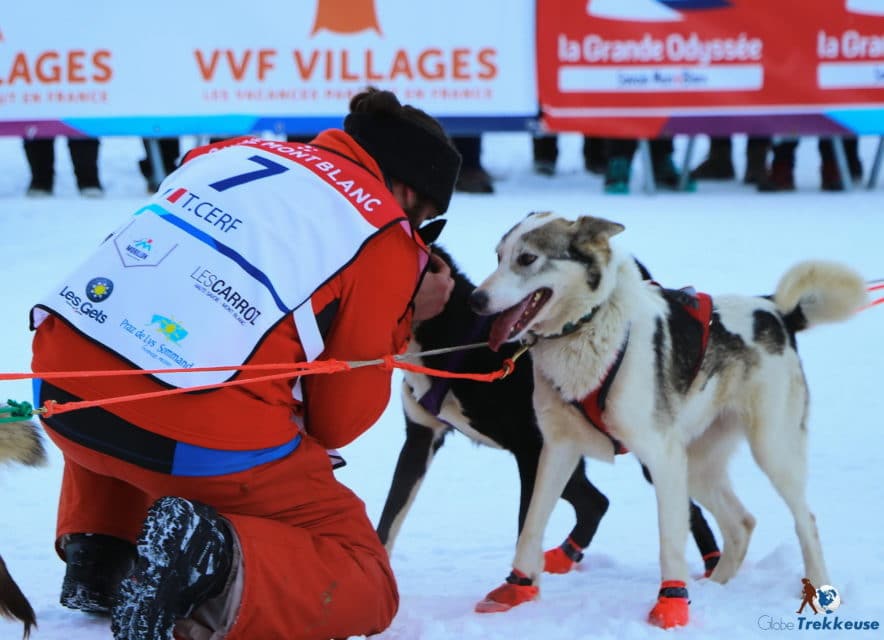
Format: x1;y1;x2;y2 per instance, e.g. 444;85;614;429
31;131;428;639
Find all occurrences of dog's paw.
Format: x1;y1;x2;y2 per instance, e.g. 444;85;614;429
474;570;539;613
543;538;584;574
544;547;576;574
647;580;690;628
702;551;721;578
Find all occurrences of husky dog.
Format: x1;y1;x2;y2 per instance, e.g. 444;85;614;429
378;231;720;612
469;212;868;628
0;411;47;640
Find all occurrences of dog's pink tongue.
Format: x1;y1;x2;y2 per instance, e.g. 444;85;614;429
488;300;529;352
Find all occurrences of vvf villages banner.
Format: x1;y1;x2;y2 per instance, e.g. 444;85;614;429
0;0;537;137
537;0;884;137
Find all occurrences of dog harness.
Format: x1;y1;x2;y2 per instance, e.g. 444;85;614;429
573;288;713;455
417;315;492;417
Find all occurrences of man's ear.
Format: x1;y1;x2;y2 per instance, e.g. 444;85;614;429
403;185;420;209
390;182;421;209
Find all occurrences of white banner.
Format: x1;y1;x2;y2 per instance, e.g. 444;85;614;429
0;0;537;136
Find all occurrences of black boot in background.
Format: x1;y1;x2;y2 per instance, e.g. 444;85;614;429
690;137;735;180
744;136;771;185
23;138;55;196
532;135;558;176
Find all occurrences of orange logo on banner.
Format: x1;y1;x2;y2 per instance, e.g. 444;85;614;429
311;0;382;36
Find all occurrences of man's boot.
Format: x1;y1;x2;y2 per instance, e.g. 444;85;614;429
60;533;136;614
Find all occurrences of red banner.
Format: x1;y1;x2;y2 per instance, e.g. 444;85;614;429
537;0;884;137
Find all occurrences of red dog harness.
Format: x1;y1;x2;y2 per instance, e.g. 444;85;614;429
573;289;713;455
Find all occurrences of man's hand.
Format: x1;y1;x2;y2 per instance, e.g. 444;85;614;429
413;252;454;323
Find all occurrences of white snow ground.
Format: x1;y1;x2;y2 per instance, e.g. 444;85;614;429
0;133;882;639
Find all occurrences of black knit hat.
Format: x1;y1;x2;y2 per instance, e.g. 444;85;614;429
344;110;462;214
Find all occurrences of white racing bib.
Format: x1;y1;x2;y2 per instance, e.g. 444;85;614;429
32;139;415;387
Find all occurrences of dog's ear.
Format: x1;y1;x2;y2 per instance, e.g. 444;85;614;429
417;219;447;245
570;216;625;256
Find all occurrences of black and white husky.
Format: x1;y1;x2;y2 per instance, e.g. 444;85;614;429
469;212;868;627
0;411;46;639
376;232;721;612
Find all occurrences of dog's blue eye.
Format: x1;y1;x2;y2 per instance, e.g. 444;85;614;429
517;253;537;267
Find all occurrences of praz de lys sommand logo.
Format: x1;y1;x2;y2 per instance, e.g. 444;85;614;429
150;315;188;343
758;579;881;631
85;277;113;303
586;0;731;22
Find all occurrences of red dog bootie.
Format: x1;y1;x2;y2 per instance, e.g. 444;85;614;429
474;570;539;613
544;537;585;574
648;580;690;628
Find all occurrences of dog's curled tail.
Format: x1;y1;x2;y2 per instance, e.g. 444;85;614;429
774;260;869;333
0;416;47;469
0;554;36;639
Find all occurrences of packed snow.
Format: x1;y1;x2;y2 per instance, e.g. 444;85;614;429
1;133;882;639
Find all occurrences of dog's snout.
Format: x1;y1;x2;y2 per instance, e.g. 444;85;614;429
470;289;489;314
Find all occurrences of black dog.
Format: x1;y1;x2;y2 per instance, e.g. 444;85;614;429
377;233;721;580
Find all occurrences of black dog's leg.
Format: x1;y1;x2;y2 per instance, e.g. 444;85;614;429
542;459;610;573
561;458;610;550
514;441;609;573
641;464;721;576
512;436;542;534
376;415;448;554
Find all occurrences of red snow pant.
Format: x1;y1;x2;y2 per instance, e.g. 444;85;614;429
45;427;399;640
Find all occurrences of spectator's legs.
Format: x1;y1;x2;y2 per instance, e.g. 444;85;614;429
532;135;558;176
650;138;695;191
68;138;103;196
140;138;182;192
23;137;55;196
757;139;797;191
582;136;608;174
603;138;638;194
744;136;771;185
453;135;493;194
819;137;862;191
690;137;735;180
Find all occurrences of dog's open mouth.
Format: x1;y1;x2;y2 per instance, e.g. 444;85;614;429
488;288;552;351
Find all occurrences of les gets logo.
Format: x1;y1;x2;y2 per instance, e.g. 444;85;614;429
194;0;497;85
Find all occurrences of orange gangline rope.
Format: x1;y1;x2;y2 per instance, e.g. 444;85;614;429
2;350;515;418
6;281;881;418
860;282;884;311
